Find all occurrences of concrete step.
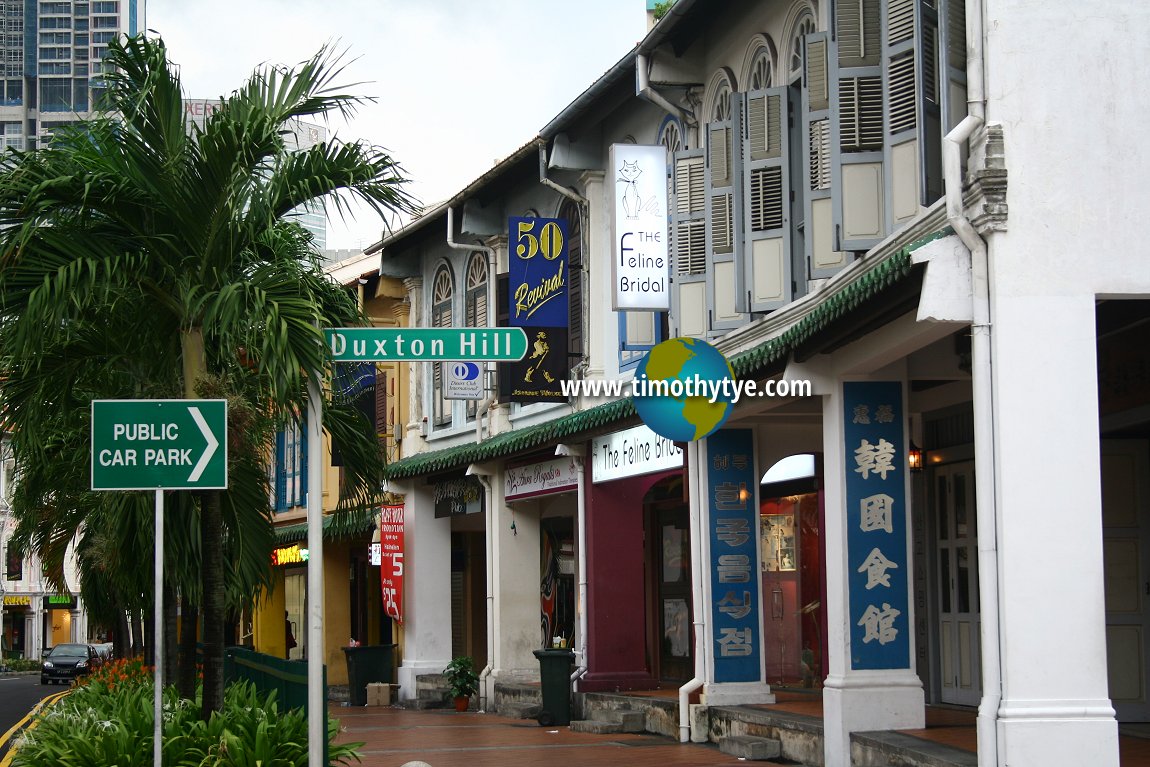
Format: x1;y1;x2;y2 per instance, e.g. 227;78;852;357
718;735;782;761
603;709;645;733
498;701;543;720
570;719;624;734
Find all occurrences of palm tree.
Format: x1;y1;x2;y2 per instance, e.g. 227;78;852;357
0;34;416;716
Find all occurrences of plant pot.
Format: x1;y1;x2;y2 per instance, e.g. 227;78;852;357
453;695;469;712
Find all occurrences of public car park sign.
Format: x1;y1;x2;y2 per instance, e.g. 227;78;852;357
91;400;228;491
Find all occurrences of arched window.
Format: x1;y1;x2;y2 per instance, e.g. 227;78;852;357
464;253;487;419
748;44;775;90
431;265;453;427
660;116;684;154
789;7;817;78
708;69;736;122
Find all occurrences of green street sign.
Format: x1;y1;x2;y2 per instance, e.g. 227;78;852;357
91;400;228;490
324;327;528;362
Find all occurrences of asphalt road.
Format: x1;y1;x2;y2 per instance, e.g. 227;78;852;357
0;675;61;760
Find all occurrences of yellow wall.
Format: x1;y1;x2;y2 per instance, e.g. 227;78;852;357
253;569;287;659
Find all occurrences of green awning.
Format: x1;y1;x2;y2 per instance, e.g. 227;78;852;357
274;506;377;544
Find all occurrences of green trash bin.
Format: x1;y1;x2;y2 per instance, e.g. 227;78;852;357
532;648;575;726
343;644;396;706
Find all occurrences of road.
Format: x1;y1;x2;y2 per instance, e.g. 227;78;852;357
0;675;64;762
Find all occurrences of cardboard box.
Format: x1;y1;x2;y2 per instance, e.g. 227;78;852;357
365;682;398;706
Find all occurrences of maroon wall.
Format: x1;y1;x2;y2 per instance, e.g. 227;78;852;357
581;468;678;691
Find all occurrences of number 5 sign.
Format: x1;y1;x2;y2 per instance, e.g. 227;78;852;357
379;505;405;623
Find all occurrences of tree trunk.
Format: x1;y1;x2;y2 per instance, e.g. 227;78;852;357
178;592;199;700
142;608;153;666
163;581;178;686
130;610;143;658
115;610;130;659
200;489;225;719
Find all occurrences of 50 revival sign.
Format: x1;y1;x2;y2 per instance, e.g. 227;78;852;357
506;216;569;403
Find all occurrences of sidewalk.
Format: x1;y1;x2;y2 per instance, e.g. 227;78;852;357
330;705;751;767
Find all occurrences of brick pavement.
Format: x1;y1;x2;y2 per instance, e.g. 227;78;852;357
331;705;751;767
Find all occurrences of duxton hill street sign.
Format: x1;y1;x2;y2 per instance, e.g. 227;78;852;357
325;327;528;363
91;400;228;491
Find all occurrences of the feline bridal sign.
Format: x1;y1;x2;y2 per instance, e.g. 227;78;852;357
610;144;669;311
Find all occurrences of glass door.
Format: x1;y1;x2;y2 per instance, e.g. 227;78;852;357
657;505;693;683
935;461;981;705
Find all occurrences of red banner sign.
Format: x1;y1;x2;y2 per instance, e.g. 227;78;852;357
379;505;405;623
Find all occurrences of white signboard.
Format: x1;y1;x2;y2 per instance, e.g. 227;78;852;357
445;361;484;400
592;424;683;483
505;457;580;501
610;144;670;311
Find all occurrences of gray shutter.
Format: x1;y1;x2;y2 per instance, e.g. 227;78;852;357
939;0;968;135
885;0;944;227
804;32;848;279
670;148;708;338
832;0;887;252
742;86;791;313
706;112;745;332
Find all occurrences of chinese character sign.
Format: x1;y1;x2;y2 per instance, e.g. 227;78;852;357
379;504;405;623
707;429;762;682
843;382;910;670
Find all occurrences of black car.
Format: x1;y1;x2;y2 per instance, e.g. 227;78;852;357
40;643;101;685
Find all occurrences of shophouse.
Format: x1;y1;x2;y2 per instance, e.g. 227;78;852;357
369;1;1149;766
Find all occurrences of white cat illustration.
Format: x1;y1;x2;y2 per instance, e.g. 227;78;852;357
619;160;643;220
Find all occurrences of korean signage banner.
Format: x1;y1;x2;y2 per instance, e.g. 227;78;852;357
379;504;405;624
843;381;911;670
609;144;669;311
706;429;762;683
507;216;569;403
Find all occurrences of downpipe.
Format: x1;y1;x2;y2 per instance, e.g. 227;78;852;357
679;441;705;742
943;3;997;765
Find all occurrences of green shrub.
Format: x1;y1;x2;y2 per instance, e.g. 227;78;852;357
12;680;361;767
4;658;41;672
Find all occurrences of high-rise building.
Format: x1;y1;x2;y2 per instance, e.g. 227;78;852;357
0;0;139;152
183;98;328;250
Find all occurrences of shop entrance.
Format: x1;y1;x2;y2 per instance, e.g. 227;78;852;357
934;460;981;706
645;477;692;684
284;571;306;661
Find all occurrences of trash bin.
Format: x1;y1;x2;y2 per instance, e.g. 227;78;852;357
343;644;396;706
532;648;575;726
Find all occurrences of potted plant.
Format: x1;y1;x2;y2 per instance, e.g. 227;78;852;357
443;656;479;712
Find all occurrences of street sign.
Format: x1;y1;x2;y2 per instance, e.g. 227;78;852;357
445;361;484;400
91;399;228;490
324;327;528;362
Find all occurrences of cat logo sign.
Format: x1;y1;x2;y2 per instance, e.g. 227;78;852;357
609;144;670;311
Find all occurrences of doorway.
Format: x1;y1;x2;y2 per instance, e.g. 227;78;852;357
933;461;981;705
284;571;305;661
1102;439;1150;721
654;502;692;683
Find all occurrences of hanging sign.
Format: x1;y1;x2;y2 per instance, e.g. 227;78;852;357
706;429;762;682
591;424;683;483
610;144;669;311
843;381;911;670
504;456;580;501
379;505;405;623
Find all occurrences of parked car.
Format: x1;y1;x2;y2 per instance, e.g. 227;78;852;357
93;642;113;662
40;643;101;685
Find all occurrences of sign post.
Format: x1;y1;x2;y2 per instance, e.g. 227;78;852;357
90;399;228;767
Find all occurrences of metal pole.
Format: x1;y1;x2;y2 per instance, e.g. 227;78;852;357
154;488;163;767
306;374;324;766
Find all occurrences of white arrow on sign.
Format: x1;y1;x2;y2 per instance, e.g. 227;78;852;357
188;406;220;482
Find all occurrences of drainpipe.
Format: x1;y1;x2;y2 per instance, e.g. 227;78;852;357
679;440;706;743
943;3;998;766
537;144;590;381
446;206;497;443
555;444;588;686
467;463;496;711
636;53;691;126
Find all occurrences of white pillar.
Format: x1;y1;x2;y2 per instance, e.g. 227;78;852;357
580;170;611;381
395;481;453;698
990;294;1117;765
490;467;542;679
822;377;924;767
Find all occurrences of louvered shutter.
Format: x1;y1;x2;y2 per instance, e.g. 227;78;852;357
375;366;389;448
803;32;848;279
939;0;968;135
706;113;745;332
669;148;707;338
885;0;943;225
741;86;791;313
832;0;887;252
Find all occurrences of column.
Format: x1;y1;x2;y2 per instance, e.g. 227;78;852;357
394;480;453;699
579;170;609;380
990;293;1117;765
822;378;923;767
401;277;423;441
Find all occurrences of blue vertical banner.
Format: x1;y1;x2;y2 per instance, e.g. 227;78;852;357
707;429;762;683
843;381;911;670
508;216;568;328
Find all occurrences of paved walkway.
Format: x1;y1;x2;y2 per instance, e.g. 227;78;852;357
331;705;751;767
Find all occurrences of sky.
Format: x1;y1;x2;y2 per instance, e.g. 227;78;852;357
145;0;649;252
